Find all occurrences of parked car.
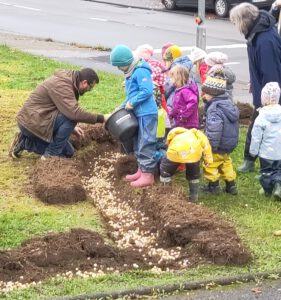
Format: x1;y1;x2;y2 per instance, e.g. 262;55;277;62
161;0;274;17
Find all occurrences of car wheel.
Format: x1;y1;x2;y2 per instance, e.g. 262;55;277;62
214;0;229;17
162;0;177;10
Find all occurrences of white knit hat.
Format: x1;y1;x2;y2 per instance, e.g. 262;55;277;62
189;47;207;63
261;82;281;106
134;44;154;60
205;51;228;66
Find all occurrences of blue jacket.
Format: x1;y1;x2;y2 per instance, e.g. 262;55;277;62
246;11;281;108
204;94;239;154
122;59;157;117
250;104;281;160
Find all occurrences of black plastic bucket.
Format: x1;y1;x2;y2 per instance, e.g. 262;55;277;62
105;108;138;141
120;138;134;154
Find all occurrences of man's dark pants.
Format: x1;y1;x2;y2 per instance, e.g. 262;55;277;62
244;108;259;161
19;113;76;157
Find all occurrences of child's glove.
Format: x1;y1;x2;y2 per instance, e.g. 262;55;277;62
125;102;133;110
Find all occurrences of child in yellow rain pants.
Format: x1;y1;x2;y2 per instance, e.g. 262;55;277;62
160;127;213;202
201;68;239;195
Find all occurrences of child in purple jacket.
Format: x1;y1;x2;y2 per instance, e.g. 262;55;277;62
169;65;199;129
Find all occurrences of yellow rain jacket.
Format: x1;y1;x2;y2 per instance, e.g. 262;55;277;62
167;127;213;165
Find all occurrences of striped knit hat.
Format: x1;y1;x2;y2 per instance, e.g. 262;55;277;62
202;68;226;96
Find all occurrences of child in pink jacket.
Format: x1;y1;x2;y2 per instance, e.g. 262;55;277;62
169;65;199;129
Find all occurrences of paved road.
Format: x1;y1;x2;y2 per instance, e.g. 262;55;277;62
0;0;251;102
162;279;281;300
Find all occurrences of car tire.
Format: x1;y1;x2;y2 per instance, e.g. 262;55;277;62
214;0;229;17
162;0;177;10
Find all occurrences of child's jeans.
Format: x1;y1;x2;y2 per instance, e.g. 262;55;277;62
259;158;281;194
203;153;236;182
134;114;158;173
160;157;200;181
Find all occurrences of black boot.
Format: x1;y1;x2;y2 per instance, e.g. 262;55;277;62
202;181;220;194
188;179;199;202
272;182;281;200
225;181;238;195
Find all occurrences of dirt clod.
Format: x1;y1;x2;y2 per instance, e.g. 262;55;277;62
33;157;86;204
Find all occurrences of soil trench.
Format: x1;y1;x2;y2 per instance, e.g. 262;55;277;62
0;124;251;293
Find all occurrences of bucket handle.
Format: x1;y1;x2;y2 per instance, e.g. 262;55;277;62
116;114;131;125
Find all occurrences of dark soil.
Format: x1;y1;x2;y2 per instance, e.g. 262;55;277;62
238;103;254;125
199;102;254;126
1;124;251;287
33;157;87;204
70;123;114;150
0;229;145;283
111;180;251;266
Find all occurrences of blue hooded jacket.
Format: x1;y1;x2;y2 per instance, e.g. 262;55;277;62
204;94;239;154
246;10;281;108
122;59;157;117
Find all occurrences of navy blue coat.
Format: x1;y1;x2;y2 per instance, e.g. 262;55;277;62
246;11;281;108
204;95;239;154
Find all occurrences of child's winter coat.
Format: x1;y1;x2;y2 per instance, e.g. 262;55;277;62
250;104;281;160
204;94;239;153
166;127;213;164
169;81;199;129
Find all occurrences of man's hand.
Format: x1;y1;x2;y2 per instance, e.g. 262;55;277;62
125;102;133;110
104;114;111;122
73;126;84;138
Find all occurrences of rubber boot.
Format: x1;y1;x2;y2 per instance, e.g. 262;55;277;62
225;180;238;195
237;160;255;173
160;176;172;185
131;172;154;188
188;179;199;202
202;181;220;194
272;182;281;200
125;168;142;182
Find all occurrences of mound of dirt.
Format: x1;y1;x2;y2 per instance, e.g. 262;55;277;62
199;102;254;126
137;186;251;266
33;157;86;204
0;229;146;283
238;102;254;125
114;155;138;179
70;124;114;150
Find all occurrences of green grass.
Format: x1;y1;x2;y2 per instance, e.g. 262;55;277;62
1;44;281;299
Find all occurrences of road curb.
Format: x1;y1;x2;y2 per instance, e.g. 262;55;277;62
46;270;281;300
84;0;196;16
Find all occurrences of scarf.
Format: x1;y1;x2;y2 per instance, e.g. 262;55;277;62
124;58;140;79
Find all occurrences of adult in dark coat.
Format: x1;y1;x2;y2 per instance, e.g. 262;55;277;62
230;3;281;172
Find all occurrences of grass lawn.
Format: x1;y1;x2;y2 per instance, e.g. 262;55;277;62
1;44;281;300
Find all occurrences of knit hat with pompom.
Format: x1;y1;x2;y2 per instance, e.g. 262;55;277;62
202;68;226;96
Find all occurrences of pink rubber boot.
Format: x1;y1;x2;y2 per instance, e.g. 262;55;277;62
125;168;142;182
130;172;154;188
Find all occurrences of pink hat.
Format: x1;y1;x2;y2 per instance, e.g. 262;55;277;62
161;42;174;59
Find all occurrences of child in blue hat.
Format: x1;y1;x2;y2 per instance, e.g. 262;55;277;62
110;44;158;188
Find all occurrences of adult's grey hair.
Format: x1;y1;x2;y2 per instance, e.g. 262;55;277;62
229;3;259;36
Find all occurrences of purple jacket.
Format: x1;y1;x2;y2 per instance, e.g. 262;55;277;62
169;81;199;129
